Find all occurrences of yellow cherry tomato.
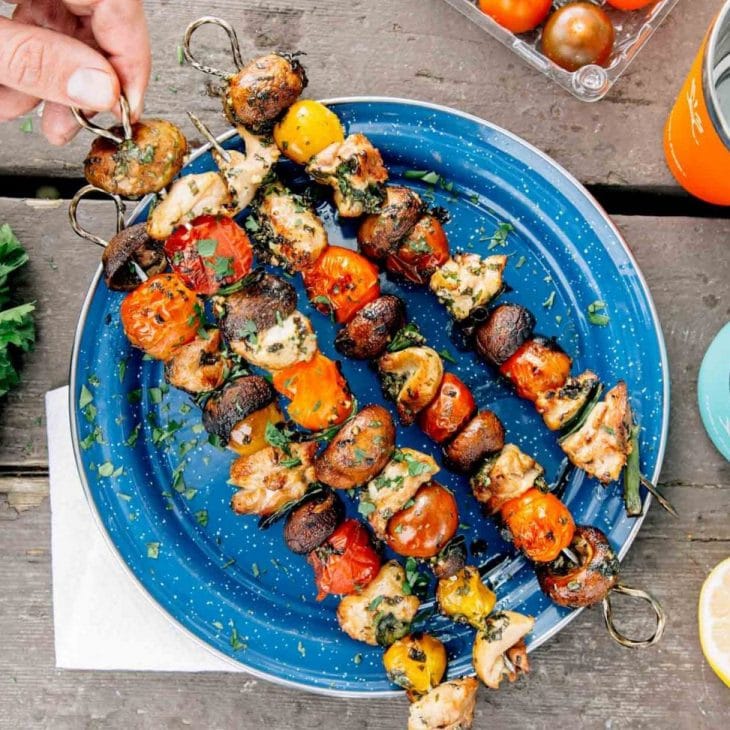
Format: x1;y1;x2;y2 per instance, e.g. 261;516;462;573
436;566;496;629
383;634;447;698
274;100;345;164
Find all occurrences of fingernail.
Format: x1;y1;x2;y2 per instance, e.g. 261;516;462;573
67;68;116;111
125;88;144;121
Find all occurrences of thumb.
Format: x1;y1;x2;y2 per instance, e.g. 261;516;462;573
0;17;120;112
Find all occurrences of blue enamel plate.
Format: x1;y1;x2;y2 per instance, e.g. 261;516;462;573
70;98;669;695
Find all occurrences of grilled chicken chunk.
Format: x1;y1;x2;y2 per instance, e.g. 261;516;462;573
430;253;507;321
306;133;388;217
357;186;423;259
337;561;420;646
407;677;479;730
229;441;317;516
250;182;329;271
535;370;600;431
378;346;444;425
470;443;544;515
360;448;439;538
147;171;231;240
228;310;317;371
334;295;406;360
560;381;632;483
472;611;534;690
314;404;396;489
225;53;307;131
164;328;230;394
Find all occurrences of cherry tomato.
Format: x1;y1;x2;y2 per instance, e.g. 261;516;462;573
272;352;353;431
386;482;459;558
303;246;381;323
418;373;476;444
308;519;381;600
478;0;552;33
120;273;199;360
500;488;575;563
274;100;345;164
500;337;571;402
164;215;253;296
541;2;615;71
385;216;450;285
605;0;654;9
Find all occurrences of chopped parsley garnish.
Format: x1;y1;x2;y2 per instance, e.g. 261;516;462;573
264;421;294;455
488;222;513;249
587;300;610;326
438;348;457;364
20;117;32;134
358;500;376;517
239;319;258;345
543;291;556;309
229;626;247;651
146;542;160;559
404;169;441;185
149;387;163;404
176;44;184;65
79;384;93;409
97;461;115;477
194;509;208;527
515;255;527;269
196;238;218;257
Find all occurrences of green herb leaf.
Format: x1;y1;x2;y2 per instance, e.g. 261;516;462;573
98;461;115;477
149;387;163;404
79;384;93;409
438;348;457;364
587;300;610;326
19;118;33;134
194;509;208;527
358;500;376;517
146;542;160;559
176;44;184;65
488;222;513;249
542;291;556;309
196;238;218;257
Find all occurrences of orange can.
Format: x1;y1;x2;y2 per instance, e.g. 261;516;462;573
664;2;730;206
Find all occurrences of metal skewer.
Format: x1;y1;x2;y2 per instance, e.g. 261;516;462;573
71;95;134;145
187;112;232;163
640;475;678;518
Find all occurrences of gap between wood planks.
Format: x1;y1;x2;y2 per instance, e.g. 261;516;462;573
2;175;730;219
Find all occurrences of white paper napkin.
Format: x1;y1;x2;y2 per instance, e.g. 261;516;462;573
47;386;245;672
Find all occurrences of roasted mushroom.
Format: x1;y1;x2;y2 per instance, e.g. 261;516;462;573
535;370;600;431
229;441;317;516
215;272;297;337
357;186;423;259
306;133;388;217
430;536;467;580
537;525;620;608
101;223;166;291
429;253;507;321
283;488;344;554
360;449;439;539
164;328;231;394
84;119;188;198
436;566;496;629
470;444;545;515
314;404;396;489
248;181;329;271
474;303;536;367
334;295;405;360
224;53;307;131
472;611;534;689
378;346;444;425
407;677;479;730
202;375;283;454
337;561;420;646
560;381;633;483
443;410;505;474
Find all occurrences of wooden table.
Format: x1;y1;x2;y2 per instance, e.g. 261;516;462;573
1;1;728;727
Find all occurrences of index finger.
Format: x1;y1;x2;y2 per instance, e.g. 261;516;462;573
64;0;151;119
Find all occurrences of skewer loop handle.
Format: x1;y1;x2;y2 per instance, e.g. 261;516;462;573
602;583;666;648
68;185;125;249
183;16;244;79
71;96;133;145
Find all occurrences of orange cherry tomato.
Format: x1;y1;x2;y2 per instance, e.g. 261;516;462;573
164;215;253;296
303;246;380;324
417;373;476;443
605;0;654;9
499;337;571;402
386;482;459;558
272;351;353;431
308;519;381;600
478;0;552;33
500;488;575;563
385;216;450;285
120;273;200;360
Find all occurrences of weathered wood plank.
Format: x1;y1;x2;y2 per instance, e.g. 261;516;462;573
0;483;727;729
0;198;727;488
0;0;718;187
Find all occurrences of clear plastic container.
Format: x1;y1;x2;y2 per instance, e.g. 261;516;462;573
442;0;680;101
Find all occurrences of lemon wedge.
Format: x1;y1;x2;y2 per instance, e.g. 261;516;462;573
699;557;730;687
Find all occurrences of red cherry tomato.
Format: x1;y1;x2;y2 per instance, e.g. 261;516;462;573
386;483;459;558
418;373;476;443
500;337;572;402
477;0;552;33
541;2;615;72
308;519;381;600
164;215;253;296
120;273;200;360
386;216;450;285
272;352;353;432
500;488;575;563
303;246;381;323
605;0;654;9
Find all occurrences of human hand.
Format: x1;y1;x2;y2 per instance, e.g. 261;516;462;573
0;0;151;145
